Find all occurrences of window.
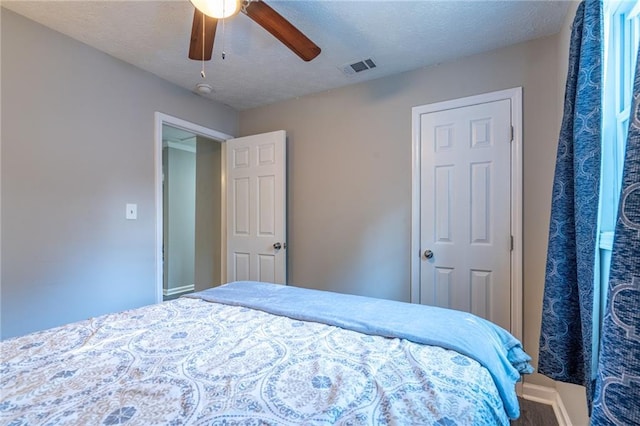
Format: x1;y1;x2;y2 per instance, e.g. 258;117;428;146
601;0;640;233
594;0;640;375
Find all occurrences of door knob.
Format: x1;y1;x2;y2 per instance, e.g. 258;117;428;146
423;249;434;259
273;242;283;250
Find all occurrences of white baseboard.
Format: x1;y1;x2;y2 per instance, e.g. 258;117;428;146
163;284;195;297
521;382;572;426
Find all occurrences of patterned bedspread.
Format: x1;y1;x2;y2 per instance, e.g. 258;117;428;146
1;297;510;425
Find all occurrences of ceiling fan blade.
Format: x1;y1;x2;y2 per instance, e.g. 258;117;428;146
189;9;217;61
243;0;321;62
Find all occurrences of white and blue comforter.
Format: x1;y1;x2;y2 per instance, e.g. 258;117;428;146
1;281;532;425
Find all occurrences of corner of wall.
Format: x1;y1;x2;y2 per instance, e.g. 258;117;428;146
522;382;574;426
555;382;590;426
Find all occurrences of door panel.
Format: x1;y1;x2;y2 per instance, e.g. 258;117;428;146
226;130;286;284
419;99;511;330
471;269;491;319
233;177;250;235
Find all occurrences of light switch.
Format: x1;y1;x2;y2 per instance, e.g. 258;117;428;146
126;203;137;220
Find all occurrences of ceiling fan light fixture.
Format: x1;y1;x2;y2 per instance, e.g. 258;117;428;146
190;0;239;19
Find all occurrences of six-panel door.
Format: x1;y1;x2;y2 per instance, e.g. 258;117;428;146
226;130;286;284
419;99;512;330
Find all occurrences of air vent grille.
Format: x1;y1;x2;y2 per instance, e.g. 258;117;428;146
340;58;378;76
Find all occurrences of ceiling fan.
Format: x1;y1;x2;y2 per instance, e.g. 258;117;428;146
188;0;321;62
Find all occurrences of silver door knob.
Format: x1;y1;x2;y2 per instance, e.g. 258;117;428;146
273;242;282;250
423;249;434;259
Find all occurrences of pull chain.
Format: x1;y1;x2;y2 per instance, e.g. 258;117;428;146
221;4;227;59
201;12;206;78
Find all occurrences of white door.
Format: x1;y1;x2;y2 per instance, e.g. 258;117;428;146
419;99;512;330
226;130;286;284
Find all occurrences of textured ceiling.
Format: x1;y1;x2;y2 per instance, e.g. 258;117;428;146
3;0;572;111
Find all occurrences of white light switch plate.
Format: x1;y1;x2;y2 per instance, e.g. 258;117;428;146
126;203;137;220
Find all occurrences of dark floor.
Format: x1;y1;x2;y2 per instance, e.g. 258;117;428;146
511;398;559;426
163;290;194;301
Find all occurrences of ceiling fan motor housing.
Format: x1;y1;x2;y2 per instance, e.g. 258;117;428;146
188;0;321;62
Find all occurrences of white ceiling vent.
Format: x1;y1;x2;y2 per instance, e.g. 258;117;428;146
340;58;377;76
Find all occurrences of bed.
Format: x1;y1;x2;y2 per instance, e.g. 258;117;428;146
1;281;533;425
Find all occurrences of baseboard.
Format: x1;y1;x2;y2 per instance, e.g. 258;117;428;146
163;284;195;297
521;382;572;426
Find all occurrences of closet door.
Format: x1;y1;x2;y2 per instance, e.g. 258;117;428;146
419;99;512;331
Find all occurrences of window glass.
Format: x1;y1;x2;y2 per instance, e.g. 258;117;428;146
595;0;639;376
601;0;639;236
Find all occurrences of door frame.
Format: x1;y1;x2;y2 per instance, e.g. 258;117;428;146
410;87;523;341
154;112;233;303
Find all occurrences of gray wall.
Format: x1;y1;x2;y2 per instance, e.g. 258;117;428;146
239;31;566;409
0;8;238;339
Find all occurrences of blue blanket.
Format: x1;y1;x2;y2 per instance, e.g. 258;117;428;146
187;281;533;419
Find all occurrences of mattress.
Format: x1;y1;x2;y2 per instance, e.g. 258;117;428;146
0;282;531;425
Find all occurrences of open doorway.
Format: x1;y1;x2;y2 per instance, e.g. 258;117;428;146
155;113;233;302
162;126;223;300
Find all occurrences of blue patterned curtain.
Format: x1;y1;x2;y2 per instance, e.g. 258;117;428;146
538;0;602;404
591;45;640;425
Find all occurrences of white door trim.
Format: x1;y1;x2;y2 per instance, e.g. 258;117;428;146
154;112;233;303
410;87;523;341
